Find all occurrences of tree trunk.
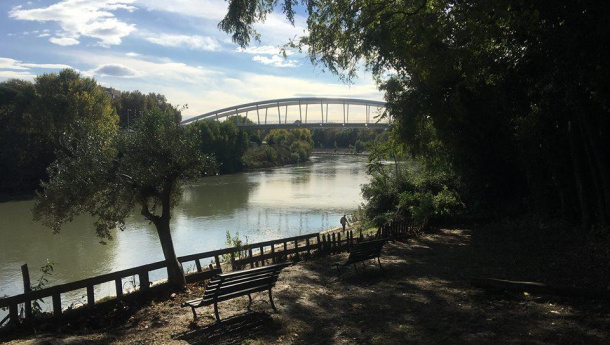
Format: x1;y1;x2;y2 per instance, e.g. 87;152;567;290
568;121;591;230
149;182;186;290
154;217;186;289
577;111;609;223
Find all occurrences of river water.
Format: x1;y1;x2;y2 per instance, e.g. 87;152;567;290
0;154;368;307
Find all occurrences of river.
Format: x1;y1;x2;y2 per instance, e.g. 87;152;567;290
0;154;368;307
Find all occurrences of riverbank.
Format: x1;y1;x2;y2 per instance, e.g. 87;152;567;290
3;221;608;344
312;147;369;156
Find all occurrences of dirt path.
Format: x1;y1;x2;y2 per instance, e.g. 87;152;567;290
3;229;609;344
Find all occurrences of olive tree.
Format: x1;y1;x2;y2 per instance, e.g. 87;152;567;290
33;110;213;289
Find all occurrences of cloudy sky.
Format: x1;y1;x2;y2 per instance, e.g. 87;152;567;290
0;0;383;119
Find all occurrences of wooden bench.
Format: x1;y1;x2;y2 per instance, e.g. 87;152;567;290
181;262;291;323
336;239;385;274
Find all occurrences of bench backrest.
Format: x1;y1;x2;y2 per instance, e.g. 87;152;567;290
347;239;385;263
203;263;290;303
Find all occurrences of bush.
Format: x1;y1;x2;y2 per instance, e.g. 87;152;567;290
362;160;463;228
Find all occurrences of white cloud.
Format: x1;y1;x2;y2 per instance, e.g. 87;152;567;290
9;0;137;47
143;33;220;51
126;52;140;57
73;51;222;85
21;63;73;69
236;45;288;55
0;70;37;80
137;0;228;21
137;0;307;47
0;57;28;70
49;36;80;46
0;57;73;80
38;33;50;37
252;55;298;68
0;57;72;71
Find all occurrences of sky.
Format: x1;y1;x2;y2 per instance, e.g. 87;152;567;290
0;0;383;120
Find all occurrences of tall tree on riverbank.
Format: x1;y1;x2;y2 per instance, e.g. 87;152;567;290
219;0;610;230
33;110;214;289
0;70;118;194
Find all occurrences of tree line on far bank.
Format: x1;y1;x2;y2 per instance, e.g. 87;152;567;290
0;70;182;195
4;69;387;195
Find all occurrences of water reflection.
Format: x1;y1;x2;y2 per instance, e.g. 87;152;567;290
0;155;369;300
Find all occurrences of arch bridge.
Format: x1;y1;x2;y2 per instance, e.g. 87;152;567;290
180;97;389;129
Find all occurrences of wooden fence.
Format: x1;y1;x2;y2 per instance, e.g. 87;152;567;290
0;221;413;327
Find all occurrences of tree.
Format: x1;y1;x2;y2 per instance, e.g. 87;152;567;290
111;90;182;128
219;0;610;230
0;79;36;193
33;110;213;289
0;70;118;194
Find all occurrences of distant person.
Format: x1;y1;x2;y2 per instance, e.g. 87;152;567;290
340;214;349;232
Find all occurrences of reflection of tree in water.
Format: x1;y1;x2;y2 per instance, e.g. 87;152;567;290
0;199;119;293
177;173;258;218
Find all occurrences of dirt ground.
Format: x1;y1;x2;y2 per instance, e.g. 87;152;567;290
2;226;609;345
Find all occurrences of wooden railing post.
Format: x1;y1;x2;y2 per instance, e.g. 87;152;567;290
195;259;202;273
337;232;343;253
21;264;32;319
115;278;123;298
259;246;265;266
283;241;288;261
316;233;322;252
52;293;62;316
306;238;311;255
249;248;254;268
139;271;150;291
271;244;276;263
230;252;236;271
87;285;95;307
8;303;18;325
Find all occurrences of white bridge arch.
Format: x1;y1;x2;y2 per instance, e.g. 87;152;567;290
180;97;389;129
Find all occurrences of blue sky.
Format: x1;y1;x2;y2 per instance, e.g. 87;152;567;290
0;0;383;120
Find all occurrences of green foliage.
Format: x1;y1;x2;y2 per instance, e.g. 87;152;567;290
221;0;610;230
242;129;314;168
311;128;383;149
0;69;118;194
30;260;56;315
353;140;366;153
111;90;182;128
189;118;249;174
33;109;212;287
224;231;248;270
362;160;464;227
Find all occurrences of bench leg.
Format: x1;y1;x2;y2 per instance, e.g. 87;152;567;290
190;307;198;321
377;257;384;270
268;289;278;312
353;263;358;272
214;301;221;323
247;294;253;311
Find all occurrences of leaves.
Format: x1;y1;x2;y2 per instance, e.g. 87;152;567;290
33;109;212;241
